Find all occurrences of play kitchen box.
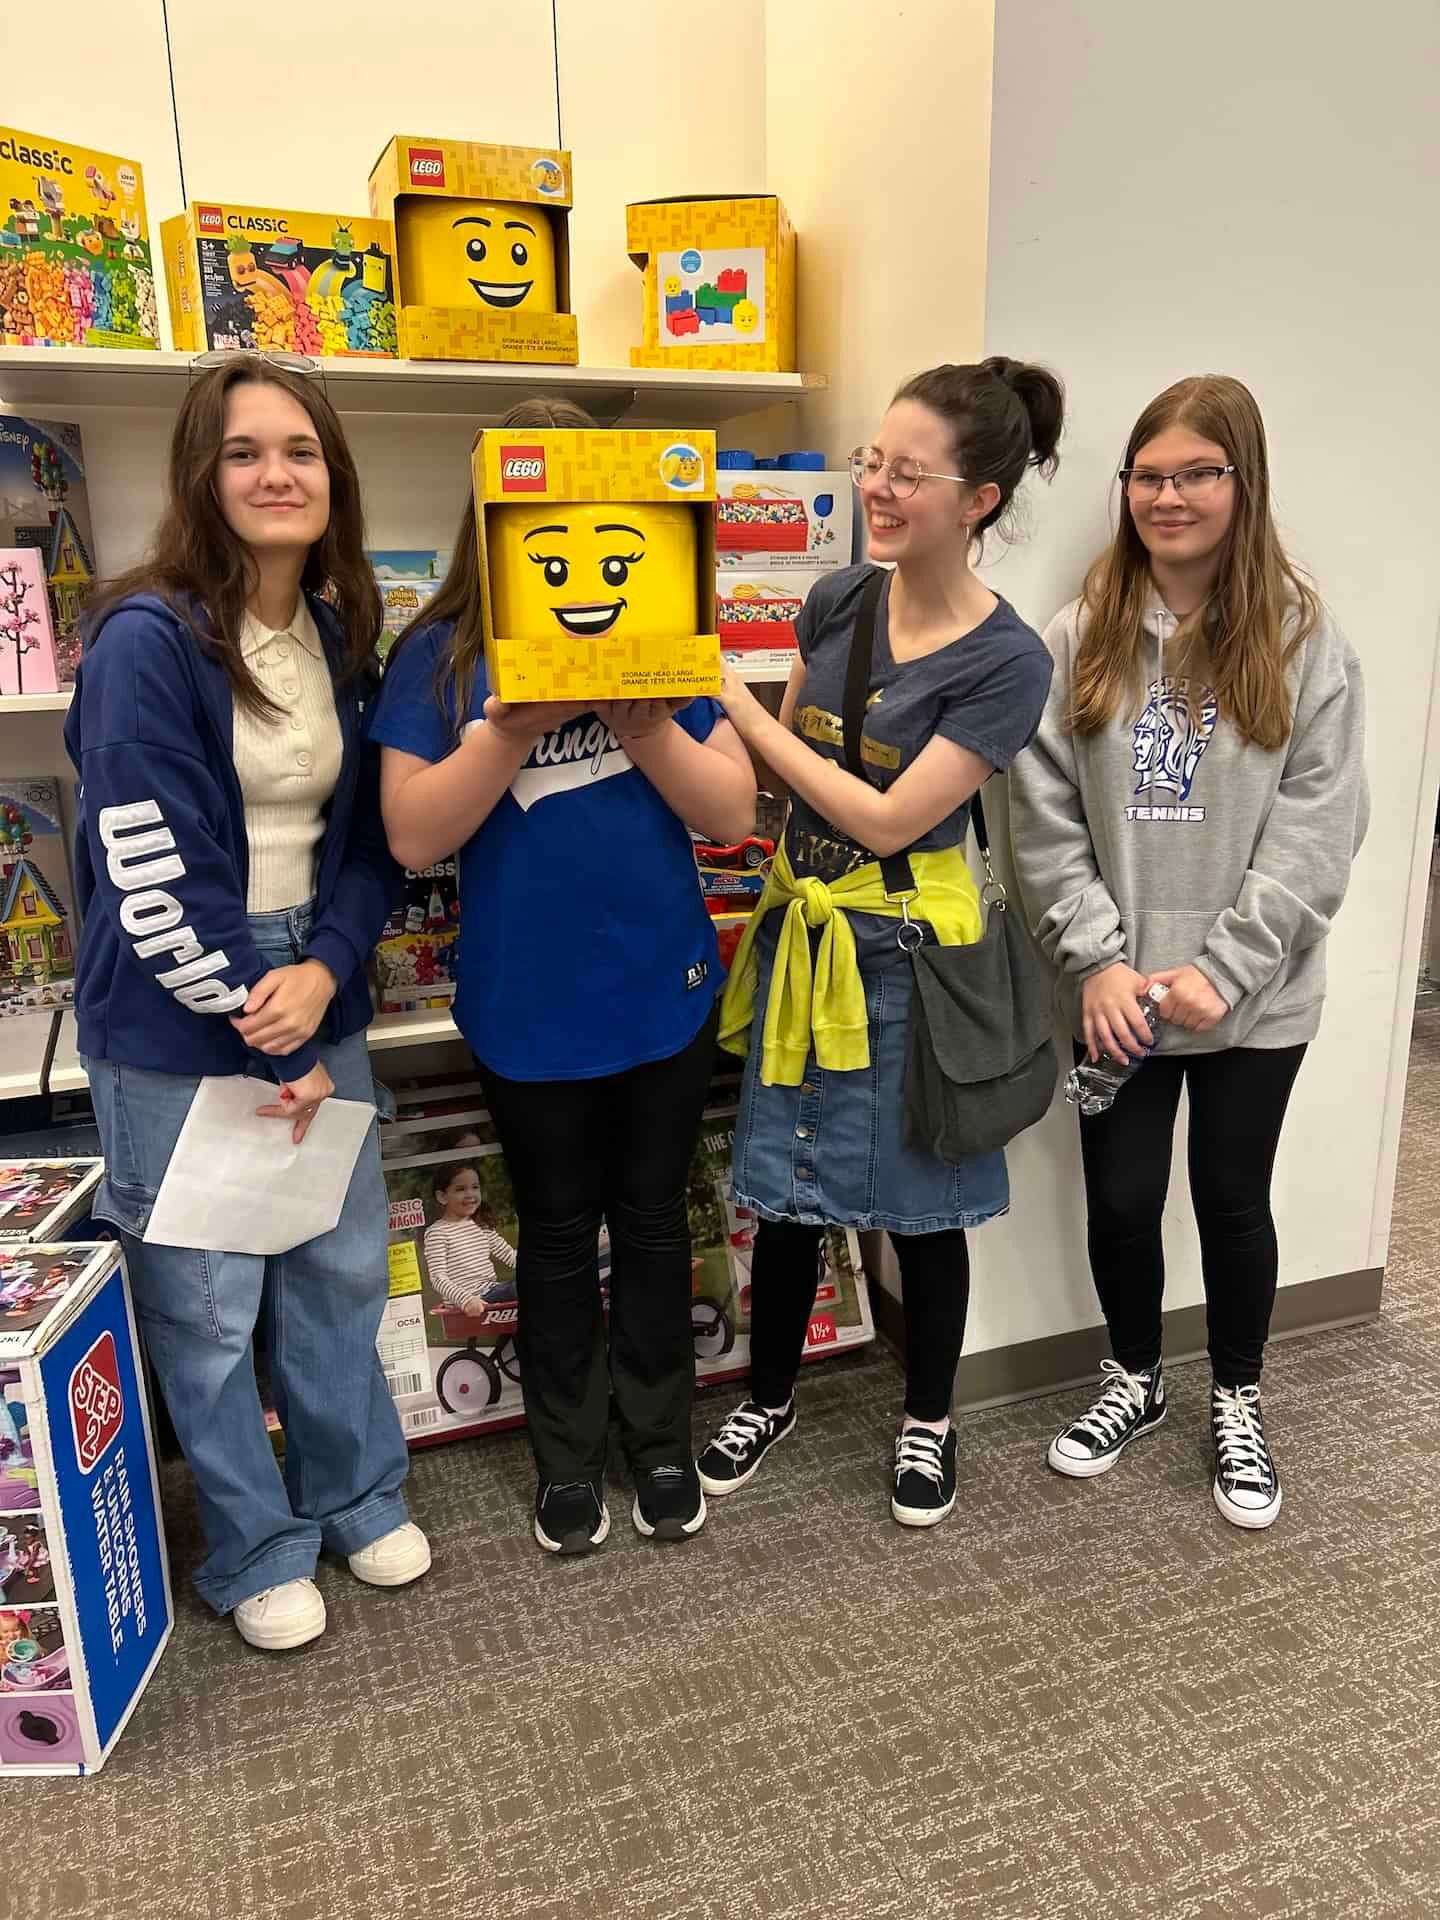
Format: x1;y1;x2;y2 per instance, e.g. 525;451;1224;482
626;194;796;373
471;425;720;702
0;125;160;349
162;202;398;357
368;135;577;363
0;1241;172;1774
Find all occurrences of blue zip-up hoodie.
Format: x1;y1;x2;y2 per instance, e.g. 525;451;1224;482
64;591;399;1083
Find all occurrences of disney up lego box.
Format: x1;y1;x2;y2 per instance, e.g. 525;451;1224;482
627;195;796;373
471;426;720;702
367;136;577;364
162;202;398;358
0;1242;173;1773
0;128;159;349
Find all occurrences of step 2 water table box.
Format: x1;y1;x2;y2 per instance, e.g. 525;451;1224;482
715;571;831;652
0;1241;172;1774
0;127;160;350
162;203;399;359
716;462;852;571
626;195;795;373
471;426;720;703
368;136;577;364
0;1160;103;1242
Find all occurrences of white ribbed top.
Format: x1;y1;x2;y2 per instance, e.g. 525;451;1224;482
232;602;344;913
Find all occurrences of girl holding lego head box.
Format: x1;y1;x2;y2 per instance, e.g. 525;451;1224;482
1008;375;1368;1529
368;399;757;1557
699;359;1062;1529
66;355;429;1653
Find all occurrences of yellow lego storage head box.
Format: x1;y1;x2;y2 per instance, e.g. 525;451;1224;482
0;126;159;349
472;428;719;703
161;203;398;357
368;136;577;364
626;195;796;374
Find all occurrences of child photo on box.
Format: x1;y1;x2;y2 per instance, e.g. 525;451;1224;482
423;1161;518;1313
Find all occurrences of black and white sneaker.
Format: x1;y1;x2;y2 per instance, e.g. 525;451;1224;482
632;1463;707;1541
891;1426;958;1527
1048;1360;1166;1477
696;1399;796;1497
1211;1383;1282;1529
534;1480;610;1555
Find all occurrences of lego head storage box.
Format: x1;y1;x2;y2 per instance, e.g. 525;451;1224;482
368;137;577;363
0;127;159;349
162;204;398;357
627;196;795;373
473;429;719;703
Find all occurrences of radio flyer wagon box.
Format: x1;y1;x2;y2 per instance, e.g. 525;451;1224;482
0;1159;103;1242
0;1241;172;1774
368;135;577;364
472;426;720;703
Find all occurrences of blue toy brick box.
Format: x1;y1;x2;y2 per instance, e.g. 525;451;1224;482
0;1240;172;1774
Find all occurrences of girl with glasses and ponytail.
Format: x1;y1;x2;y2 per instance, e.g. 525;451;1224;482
699;358;1063;1529
1009;375;1368;1528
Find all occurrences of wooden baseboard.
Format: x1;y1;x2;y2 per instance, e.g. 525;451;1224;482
867;1266;1385;1413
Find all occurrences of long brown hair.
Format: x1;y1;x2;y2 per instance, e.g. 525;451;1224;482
89;356;381;715
1071;375;1319;750
394;397;598;730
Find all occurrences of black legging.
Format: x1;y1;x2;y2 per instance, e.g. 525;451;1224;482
1076;1042;1307;1387
748;1221;969;1422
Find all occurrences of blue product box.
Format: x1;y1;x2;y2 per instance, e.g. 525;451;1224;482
0;1241;172;1773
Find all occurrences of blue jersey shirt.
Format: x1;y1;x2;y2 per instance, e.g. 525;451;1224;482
367;621;721;1080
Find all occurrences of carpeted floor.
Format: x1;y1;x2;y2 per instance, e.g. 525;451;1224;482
9;1022;1440;1920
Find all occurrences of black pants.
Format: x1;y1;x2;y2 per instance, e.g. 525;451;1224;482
476;1002;720;1484
1076;1042;1307;1388
748;1220;969;1422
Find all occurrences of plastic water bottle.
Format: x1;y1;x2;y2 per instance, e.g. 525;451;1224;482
1064;983;1171;1116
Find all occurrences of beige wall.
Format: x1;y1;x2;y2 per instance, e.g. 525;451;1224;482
766;0;995;464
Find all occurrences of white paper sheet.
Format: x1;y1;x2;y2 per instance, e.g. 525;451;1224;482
143;1076;375;1257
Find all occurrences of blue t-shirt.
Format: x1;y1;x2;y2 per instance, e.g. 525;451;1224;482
367;621;721;1080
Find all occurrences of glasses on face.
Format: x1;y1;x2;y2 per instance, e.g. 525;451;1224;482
1120;463;1237;502
849;444;971;499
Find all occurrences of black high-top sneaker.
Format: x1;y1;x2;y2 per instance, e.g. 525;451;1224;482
1211;1382;1282;1529
1047;1360;1166;1477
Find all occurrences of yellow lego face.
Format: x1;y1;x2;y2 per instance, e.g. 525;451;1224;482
732;297;758;333
661;449;703;487
664;274;682;296
397;198;556;313
489;502;697;645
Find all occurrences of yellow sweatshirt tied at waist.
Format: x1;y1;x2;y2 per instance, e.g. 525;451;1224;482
718;839;983;1086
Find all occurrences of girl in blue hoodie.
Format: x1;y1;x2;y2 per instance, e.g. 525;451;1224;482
67;354;429;1650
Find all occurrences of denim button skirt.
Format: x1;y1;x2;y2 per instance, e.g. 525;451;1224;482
731;922;1009;1234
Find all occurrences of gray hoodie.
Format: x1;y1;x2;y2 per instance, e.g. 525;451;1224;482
1008;595;1369;1052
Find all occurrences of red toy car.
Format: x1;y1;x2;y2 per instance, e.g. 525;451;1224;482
692;833;774;872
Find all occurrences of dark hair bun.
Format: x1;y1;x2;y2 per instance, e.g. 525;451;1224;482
982;356;1065;477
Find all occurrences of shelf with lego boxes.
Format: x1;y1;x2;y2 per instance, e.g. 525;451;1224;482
0;347;824;427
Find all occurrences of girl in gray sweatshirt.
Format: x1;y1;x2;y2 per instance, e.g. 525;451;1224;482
1009;374;1367;1532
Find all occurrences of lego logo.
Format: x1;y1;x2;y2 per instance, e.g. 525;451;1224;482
408;148;446;189
197;206;224;236
69;1330;124;1474
500;447;547;492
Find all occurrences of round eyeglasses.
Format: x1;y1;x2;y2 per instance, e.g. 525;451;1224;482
1120;463;1237;502
849;444;971;499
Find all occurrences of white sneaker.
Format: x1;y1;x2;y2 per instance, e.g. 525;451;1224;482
233;1578;326;1651
347;1521;432;1587
1211;1383;1283;1529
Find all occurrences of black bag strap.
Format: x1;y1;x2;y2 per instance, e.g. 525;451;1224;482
840;567;991;900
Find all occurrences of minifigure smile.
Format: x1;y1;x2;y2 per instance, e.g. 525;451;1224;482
469;278;534;308
551;600;626;637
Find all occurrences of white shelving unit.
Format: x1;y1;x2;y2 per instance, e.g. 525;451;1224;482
1;345;822;1100
0;346;823;427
